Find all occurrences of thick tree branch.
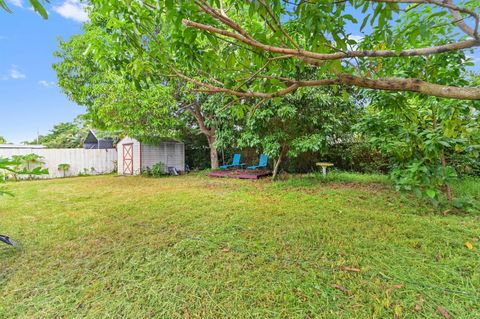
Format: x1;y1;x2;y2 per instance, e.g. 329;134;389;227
178;1;480;100
182;19;480;61
176;71;480;100
444;0;477;38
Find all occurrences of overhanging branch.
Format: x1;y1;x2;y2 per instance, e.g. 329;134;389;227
176;71;480;100
182;19;479;61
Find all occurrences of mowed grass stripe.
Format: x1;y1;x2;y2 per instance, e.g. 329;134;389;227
0;175;479;318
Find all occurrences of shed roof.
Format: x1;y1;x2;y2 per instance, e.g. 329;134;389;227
83;129;99;144
117;136;183;145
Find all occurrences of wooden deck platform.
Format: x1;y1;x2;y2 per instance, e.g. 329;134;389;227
207;169;272;180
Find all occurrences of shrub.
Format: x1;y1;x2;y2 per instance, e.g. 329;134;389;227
143;162;167;177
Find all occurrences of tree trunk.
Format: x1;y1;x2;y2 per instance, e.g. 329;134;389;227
440;152;453;202
188;103;219;169
207;135;219;169
272;148;285;181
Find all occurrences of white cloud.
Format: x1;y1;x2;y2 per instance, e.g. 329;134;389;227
349;35;364;43
53;0;89;23
38;80;56;88
347;35;364;51
0;66;26;80
8;0;23;8
9;66;26;79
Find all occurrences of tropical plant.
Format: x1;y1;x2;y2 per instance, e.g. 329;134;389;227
0;136;6;144
21;153;45;170
58;163;71;178
0;157;48;196
0;158;20;196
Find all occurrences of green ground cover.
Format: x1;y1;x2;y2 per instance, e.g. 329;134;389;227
0;174;479;318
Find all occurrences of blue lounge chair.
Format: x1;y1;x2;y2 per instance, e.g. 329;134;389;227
220;153;245;169
247;154;268;170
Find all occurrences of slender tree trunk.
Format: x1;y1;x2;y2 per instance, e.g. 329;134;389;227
272;147;285;180
207;135;219;169
432;109;453;202
440;153;453;202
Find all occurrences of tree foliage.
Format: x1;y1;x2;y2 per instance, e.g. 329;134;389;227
356;45;479;206
54;19;237;168
22;117;89;148
0;0;48;19
89;0;480;100
358;94;480;206
53;25;183;141
221;87;362;178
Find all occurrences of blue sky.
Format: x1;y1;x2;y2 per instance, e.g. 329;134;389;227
0;1;478;144
0;0;87;144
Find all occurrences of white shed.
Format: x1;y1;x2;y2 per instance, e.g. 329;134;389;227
117;136;185;175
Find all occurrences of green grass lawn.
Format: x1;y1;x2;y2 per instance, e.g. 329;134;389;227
0;174;479;318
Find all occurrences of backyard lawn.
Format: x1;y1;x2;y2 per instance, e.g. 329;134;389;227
0;174;479;318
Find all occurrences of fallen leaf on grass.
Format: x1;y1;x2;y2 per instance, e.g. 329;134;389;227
332;284;351;295
339;266;361;273
442;209;450;216
221;247;231;252
465;242;473;250
386;284;402;295
437;306;451;319
414;296;425;312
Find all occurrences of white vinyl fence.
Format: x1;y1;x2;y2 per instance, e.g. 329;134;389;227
0;148;117;179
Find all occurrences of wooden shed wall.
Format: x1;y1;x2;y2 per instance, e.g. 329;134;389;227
141;142;185;172
117;137;185;175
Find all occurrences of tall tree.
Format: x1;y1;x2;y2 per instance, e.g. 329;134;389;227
54;19;234;168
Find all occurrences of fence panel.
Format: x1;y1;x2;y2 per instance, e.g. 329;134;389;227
0;148;117;179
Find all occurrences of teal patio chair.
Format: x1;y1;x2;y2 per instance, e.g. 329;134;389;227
247;154;268;170
219;153;245;169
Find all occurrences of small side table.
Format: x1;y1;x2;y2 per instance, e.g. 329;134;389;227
316;162;334;177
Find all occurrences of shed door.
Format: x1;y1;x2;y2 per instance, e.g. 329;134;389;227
123;143;134;175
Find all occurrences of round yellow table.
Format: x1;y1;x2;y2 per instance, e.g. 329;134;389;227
316;162;334;176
